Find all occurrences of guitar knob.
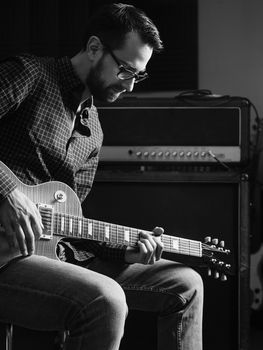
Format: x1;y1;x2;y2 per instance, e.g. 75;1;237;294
207;268;212;277
54;190;67;203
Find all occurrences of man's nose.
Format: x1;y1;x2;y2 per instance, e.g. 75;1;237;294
121;78;135;92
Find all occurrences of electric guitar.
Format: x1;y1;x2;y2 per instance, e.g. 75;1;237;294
0;161;231;279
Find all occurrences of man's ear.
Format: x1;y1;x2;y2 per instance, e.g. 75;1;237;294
85;36;103;60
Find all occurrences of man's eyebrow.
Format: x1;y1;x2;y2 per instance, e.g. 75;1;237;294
119;59;146;74
119;59;137;72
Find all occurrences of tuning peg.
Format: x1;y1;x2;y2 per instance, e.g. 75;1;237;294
212;238;219;245
204;236;211;243
214;271;220;279
225;263;231;269
220;274;227;282
219;240;225;248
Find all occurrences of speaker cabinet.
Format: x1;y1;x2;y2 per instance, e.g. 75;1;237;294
82;170;250;350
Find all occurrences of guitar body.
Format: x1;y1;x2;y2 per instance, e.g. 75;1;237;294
0;160;83;265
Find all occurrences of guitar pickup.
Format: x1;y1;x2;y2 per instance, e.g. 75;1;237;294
37;203;54;240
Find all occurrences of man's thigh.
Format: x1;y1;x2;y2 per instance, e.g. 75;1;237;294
0;255;119;330
87;258;202;312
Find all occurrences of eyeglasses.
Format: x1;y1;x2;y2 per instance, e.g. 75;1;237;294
106;47;149;84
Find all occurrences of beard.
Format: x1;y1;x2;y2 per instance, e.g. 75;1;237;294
86;55;124;103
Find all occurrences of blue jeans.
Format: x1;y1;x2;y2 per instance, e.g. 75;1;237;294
0;255;203;350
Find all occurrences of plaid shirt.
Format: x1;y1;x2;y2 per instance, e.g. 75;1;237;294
0;53;126;263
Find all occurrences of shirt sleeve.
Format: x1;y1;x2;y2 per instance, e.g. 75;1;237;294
0;168;17;202
0;54;40;199
0;54;40;118
84;241;127;262
58;239;128;264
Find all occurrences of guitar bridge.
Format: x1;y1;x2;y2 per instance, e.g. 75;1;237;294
37;203;54;240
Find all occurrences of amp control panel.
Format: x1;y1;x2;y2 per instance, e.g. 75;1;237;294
100;146;241;163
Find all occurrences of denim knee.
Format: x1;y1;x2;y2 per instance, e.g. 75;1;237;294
66;276;127;337
184;268;203;295
177;267;204;313
98;278;128;320
159;265;204;314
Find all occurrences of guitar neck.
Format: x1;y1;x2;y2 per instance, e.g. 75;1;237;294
49;212;203;258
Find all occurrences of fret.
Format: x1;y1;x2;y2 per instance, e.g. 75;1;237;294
124;228;130;244
115;225;120;244
97;221;103;242
105;224;110;241
190;240;202;257
69;217;73;235
121;226;125;243
75;217;79;237
61;216;65;233
110;223;118;244
171;237;179;251
100;221;105;242
131;228;139;245
88;221;93;238
78;219;82;236
73;217;78;237
73;217;78;236
93;220;100;241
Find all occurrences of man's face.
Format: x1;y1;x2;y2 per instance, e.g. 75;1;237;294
86;32;153;102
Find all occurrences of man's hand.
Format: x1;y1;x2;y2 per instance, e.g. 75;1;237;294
0;188;43;256
124;226;164;264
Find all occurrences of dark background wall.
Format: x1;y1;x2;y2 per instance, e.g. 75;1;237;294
0;0;198;91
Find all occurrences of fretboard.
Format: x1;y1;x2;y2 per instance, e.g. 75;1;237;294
43;211;202;258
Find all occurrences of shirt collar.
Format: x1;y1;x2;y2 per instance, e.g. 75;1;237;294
57;57;85;112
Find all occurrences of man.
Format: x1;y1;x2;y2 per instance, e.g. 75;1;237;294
0;3;203;350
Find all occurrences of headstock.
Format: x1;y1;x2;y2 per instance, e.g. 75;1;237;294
201;236;232;281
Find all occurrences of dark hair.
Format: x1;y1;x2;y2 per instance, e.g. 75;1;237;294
82;3;163;52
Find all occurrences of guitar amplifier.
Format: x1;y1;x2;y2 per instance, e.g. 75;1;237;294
82;169;250;350
96;95;251;165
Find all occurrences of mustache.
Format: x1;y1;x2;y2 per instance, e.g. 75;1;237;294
110;84;125;93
